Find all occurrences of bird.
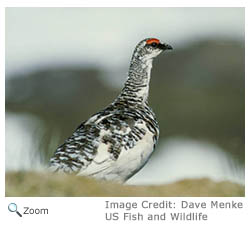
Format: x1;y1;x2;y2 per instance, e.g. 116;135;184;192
49;38;173;183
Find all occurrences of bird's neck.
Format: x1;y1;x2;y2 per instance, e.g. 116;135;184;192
118;56;153;104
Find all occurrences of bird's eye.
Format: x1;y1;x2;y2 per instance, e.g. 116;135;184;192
151;42;158;47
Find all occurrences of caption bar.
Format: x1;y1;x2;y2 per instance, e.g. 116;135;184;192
104;200;243;222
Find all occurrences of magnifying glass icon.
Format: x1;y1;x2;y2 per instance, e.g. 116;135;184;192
8;203;22;217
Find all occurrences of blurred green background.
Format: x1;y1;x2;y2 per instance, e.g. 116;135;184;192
5;8;245;185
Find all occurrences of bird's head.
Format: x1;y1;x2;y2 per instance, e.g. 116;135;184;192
133;38;173;61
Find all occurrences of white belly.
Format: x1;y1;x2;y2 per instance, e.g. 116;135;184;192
77;130;155;183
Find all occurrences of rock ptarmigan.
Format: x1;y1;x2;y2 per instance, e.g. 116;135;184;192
49;38;173;183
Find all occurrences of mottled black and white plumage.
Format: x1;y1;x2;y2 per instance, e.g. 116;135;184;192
49;38;172;182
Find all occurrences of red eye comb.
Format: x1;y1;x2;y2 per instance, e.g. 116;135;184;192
146;38;160;44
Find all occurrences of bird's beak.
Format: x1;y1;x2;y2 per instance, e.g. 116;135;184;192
158;43;173;51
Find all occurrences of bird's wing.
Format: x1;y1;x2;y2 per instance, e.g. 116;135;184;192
49;112;108;174
49;105;159;178
77;106;159;181
76;114;153;181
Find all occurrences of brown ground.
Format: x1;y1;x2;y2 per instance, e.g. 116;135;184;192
5;171;244;197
